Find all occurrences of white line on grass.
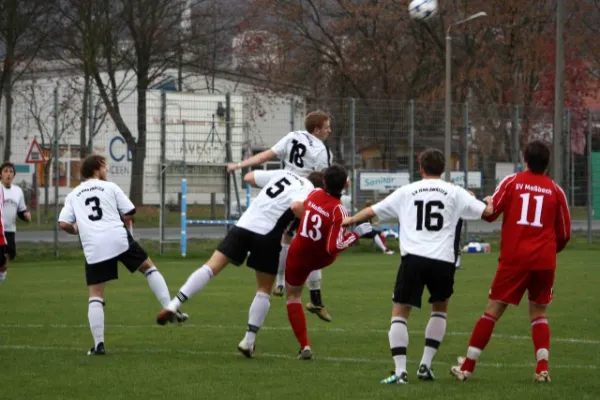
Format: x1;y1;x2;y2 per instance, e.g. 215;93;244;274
0;323;598;345
0;344;597;370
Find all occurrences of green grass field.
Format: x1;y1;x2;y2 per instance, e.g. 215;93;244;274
1;239;599;400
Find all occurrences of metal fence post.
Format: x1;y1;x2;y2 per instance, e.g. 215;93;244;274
88;90;94;153
159;91;166;255
565;109;571;206
290;99;295;131
409;100;415;182
513;105;520;173
350;98;356;214
463;102;469;241
587;110;593;244
53;86;59;258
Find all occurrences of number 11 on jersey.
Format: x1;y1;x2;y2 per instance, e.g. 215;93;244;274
517;193;544;227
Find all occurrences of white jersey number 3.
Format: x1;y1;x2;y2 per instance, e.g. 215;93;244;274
300;210;323;241
517;193;544;227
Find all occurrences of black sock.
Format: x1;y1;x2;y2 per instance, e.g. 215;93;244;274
310;289;323;307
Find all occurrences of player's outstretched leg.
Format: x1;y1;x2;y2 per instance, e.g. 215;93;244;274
157;251;229;325
381;317;409;384
87;292;106;355
0;258;8;286
273;242;290;297
418;310;447;381
306;269;331;322
140;259;188;324
451;301;506;381
238;272;274;358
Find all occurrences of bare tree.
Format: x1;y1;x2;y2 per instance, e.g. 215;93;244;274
16;79;77;216
0;0;52;161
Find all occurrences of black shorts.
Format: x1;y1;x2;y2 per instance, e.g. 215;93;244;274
361;229;382;239
4;232;16;260
393;254;456;308
284;218;300;237
0;245;7;267
454;219;463;260
85;236;148;286
216;226;281;275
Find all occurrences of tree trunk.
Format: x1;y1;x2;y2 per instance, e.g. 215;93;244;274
129;80;148;205
79;74;90;159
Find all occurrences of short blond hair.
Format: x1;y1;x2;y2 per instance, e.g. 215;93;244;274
304;111;329;134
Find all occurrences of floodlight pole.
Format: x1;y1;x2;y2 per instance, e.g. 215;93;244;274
444;12;488;182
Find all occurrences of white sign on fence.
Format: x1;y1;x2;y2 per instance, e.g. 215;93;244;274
359;171;410;191
442;171;482;189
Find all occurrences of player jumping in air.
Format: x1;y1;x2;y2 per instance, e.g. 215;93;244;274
229;110;334;322
157;170;324;358
284;165;372;359
58;155;187;355
344;149;494;384
450;140;571;383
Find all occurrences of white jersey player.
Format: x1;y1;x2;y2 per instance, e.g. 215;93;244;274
58;154;187;356
343;148;493;384
228;110;334;320
157;170;325;359
1;162;31;260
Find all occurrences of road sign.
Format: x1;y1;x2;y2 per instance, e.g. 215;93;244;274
25;139;46;164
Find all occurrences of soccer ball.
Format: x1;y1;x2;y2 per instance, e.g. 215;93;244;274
409;0;438;21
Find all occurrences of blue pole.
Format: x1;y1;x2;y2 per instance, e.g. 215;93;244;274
181;178;187;257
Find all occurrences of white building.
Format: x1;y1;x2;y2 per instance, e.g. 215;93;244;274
0;63;305;205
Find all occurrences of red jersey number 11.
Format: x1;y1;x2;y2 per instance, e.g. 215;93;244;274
517;193;544;227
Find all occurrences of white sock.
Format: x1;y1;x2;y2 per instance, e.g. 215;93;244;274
244;292;271;346
0;271;6;285
276;244;290;287
373;235;387;252
389;317;409;375
88;297;105;347
167;265;214;311
144;266;171;308
307;269;322;290
420;312;447;367
455;255;461;267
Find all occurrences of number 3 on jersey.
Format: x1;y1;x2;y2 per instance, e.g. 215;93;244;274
85;196;103;221
300;210;323;241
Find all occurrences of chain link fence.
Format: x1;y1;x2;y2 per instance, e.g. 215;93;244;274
2;87;599;256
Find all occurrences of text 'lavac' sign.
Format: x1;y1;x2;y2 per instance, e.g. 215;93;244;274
359;171;410;191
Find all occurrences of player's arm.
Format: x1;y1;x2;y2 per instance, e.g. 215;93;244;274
290;200;305;219
17;190;31;222
456;188;493;220
228;149;277;173
113;183;136;223
344;188;403;227
482;174;515;222
342;206;376;227
326;206;359;255
58;196;78;235
244;170;279;188
228;133;293;173
554;184;571;253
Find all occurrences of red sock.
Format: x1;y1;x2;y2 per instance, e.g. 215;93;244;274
461;313;497;373
287;300;310;349
379;234;388;249
531;317;550;373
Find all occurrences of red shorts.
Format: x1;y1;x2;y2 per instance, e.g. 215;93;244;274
489;267;555;306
